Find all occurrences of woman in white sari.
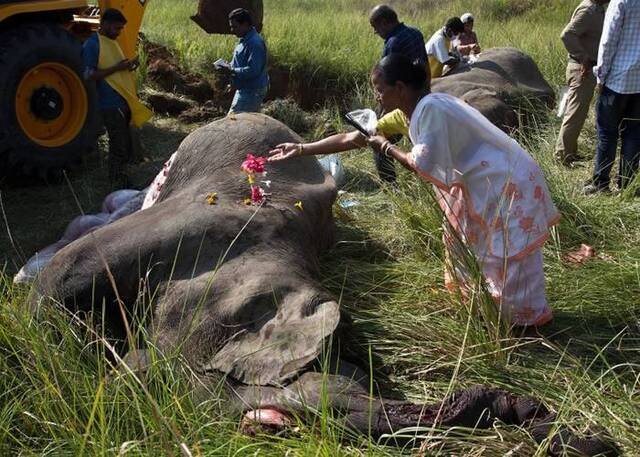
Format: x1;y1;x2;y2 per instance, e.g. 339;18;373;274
269;54;559;327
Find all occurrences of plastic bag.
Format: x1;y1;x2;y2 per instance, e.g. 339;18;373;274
346;109;378;136
557;86;569;118
317;154;345;188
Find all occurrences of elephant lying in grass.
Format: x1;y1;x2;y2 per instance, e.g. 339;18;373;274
32;114;618;455
432;47;555;131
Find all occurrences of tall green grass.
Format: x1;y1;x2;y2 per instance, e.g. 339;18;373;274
141;0;573;95
1;0;639;455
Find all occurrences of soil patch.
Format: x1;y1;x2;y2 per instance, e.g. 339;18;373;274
141;36;345;113
142;36;216;103
141;35;234;117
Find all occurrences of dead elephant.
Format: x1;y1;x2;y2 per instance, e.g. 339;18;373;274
432;47;555;130
32;114;617;455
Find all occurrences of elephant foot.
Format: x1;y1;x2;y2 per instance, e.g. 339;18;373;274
240;408;293;436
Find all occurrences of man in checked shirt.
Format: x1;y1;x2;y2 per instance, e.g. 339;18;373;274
556;0;608;166
584;0;640;194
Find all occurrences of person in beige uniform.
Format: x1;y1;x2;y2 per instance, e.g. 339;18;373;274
555;0;608;166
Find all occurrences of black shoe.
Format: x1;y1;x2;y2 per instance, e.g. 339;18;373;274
583;183;611;195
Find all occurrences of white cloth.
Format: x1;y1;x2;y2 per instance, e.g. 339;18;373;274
446;246;553;326
142;152;178;210
483;250;553;326
408;93;560;260
425;28;450;64
595;0;640;93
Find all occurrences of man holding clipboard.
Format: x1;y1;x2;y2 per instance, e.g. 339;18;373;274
215;8;269;114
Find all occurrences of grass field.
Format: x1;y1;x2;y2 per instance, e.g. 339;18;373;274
1;0;640;455
141;0;572;95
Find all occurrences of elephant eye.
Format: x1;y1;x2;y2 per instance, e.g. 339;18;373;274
233;291;283;331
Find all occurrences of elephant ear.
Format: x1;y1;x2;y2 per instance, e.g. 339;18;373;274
204;290;340;386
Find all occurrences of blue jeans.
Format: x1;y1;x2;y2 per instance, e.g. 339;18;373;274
229;87;268;114
592;86;640;189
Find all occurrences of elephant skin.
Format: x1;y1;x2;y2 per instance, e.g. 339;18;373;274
432;47;555;130
33;113;339;387
31;114;617;455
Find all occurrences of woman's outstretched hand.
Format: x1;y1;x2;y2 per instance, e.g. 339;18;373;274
268;143;303;161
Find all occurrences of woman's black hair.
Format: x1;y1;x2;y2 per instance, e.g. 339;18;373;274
373;53;430;91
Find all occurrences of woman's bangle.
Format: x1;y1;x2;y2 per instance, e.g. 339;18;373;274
381;140;392;157
298;143;304;156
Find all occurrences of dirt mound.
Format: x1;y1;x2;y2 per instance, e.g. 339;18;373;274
144;90;195;116
178;101;226;123
142;36;216;103
140;35;234;119
140;35;331;112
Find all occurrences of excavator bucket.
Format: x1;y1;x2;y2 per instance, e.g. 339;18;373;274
191;0;263;34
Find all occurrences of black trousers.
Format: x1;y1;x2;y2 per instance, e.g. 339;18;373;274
592;86;640;189
102;107;132;188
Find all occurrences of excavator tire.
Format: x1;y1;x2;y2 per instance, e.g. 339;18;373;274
0;22;99;179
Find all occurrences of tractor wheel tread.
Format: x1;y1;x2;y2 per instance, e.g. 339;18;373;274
0;22;99;178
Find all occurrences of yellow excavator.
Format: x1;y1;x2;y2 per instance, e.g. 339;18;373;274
0;0;263;177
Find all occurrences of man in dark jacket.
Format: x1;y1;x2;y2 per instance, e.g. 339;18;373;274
369;4;426;185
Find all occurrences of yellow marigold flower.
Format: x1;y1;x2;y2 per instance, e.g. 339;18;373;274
206;192;218;205
247;174;255;185
295;201;303;211
243;197;252;205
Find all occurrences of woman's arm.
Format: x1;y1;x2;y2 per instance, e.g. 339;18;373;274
269;131;367;161
367;135;415;172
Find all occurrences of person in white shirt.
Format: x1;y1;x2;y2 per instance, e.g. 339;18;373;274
425;17;465;79
269;54;560;328
585;0;640;194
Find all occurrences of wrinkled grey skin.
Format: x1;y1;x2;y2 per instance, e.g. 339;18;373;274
433;47;555;130
33;113;339;387
32;114;617;455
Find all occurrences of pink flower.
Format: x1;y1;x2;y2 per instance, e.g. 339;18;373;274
241;154;267;174
250;185;265;204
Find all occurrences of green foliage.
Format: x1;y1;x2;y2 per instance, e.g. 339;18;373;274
141;0;574;103
263;98;312;134
481;0;542;21
1;0;640;455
